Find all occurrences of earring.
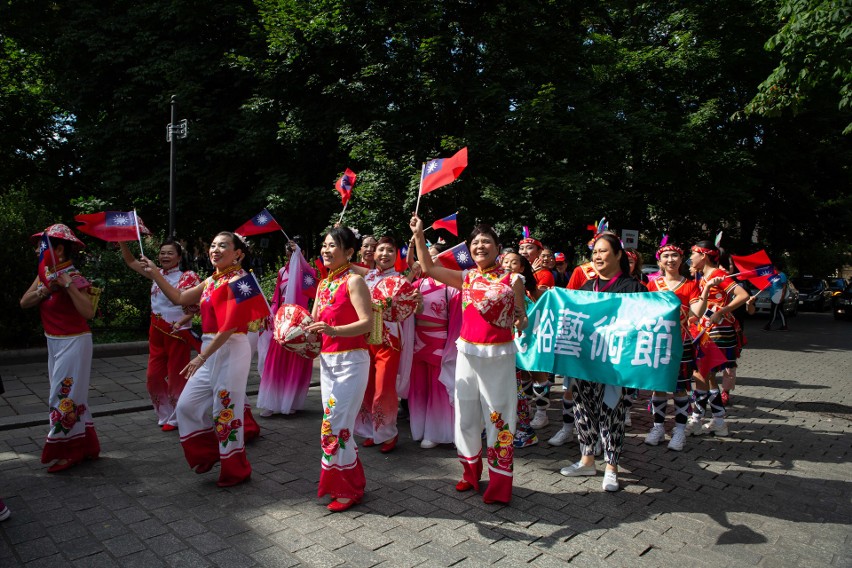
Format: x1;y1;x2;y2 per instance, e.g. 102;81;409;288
232;259;239;265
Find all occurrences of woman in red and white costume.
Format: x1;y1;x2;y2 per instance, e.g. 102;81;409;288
687;240;749;437
21;224;100;473
120;239;200;431
410;214;527;505
349;236;414;453
141;232;254;487
407;241;459;449
644;243;710;451
305;226;373;512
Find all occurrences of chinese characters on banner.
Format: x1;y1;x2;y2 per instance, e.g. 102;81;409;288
516;289;683;392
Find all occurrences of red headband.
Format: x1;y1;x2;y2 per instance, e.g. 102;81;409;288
626;250;638;262
656;244;684;259
691;245;719;261
519;237;542;249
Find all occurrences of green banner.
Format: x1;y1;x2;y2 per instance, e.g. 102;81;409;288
516;288;683;392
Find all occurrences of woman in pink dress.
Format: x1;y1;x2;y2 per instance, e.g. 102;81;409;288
257;243;318;416
408;242;458;448
409;215;528;504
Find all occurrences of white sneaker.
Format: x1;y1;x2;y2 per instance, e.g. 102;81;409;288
686;415;706;436
530;409;549;429
420;439;437;449
702;418;729;436
667;427;687;451
644;424;666;446
560;461;597;477
548;423;575;446
602;470;619;492
259;409;274;417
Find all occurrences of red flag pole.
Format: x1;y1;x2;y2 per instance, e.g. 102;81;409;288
414;163;425;217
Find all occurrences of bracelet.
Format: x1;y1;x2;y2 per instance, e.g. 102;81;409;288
328;326;337;337
197;353;207;362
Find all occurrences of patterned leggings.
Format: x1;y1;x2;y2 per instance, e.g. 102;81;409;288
571;379;626;466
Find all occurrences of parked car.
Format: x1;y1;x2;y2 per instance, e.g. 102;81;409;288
747;281;799;316
832;283;852;321
791;276;832;311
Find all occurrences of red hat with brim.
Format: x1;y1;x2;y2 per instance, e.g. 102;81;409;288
30;224;85;249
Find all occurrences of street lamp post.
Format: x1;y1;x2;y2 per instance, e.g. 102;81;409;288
166;95;188;238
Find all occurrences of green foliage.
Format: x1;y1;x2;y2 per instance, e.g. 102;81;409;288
1;0;850;338
0;188;55;347
745;0;852;134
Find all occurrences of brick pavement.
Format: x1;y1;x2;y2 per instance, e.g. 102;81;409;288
0;312;850;567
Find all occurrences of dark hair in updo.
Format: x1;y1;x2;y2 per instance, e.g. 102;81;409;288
159;237;183;258
327;226;359;256
693;240;721;266
215;231;252;271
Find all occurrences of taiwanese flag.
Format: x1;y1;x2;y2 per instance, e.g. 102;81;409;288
731;250;777;290
394;248;408;273
36;233;57;286
75;211;151;242
435;242;476;271
335;168;357;206
431;213;458;236
691;323;729;377
314;258;328;280
211;273;270;331
235;208;283;237
420;147;468;195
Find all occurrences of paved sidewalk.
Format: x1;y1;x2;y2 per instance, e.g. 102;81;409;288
0;313;850;567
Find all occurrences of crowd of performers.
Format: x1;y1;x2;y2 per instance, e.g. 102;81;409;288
20;216;755;510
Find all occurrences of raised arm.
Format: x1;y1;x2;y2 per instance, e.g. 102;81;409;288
119;242;153;279
139;257;204;306
409;214;463;289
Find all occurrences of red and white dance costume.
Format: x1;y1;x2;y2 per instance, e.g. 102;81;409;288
455;266;520;504
646;275;700;431
355;267;403;444
408;277;458;445
39;271;101;465
258;252;317;415
176;266;252;486
148;267;201;427
316;266;370;501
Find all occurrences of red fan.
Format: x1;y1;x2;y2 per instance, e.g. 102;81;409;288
273;304;321;359
467;278;514;329
371;275;419;322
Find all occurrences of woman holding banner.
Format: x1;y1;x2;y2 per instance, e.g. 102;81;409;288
559;232;645;492
119;239;200;431
141;232;257;487
644;242;711;451
21;224;100;473
687;240;749;437
410;214;528;505
304;226;373;512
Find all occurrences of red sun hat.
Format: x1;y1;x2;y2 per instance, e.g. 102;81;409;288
30;224;85;248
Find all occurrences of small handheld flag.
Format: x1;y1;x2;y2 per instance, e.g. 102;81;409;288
435;242;476;271
235;208;283;237
420;147;468;196
211;272;271;331
730;250;777;290
36;233;57;286
431;213;458;236
335;168;357;206
75;211;151;242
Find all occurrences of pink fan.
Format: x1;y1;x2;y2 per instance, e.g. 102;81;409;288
273;304;321;359
371;276;419;322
